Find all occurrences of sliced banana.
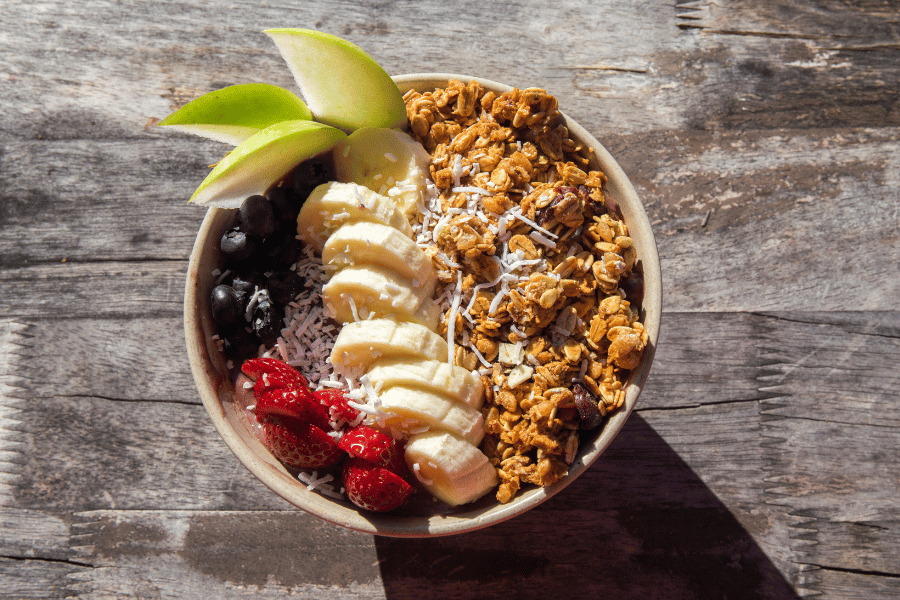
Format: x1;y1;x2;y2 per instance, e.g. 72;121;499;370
404;431;499;506
366;357;484;410
322;264;438;329
330;318;449;377
296;181;412;251
333;127;430;217
322;221;436;290
378;386;484;446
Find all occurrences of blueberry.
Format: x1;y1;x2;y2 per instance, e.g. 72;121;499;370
267;186;303;224
292;156;335;200
221;325;259;362
251;292;283;345
267;270;306;305
220;227;260;263
238;195;276;238
263;228;302;270
210;285;242;326
230;272;266;298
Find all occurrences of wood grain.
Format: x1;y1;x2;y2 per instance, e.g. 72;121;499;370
1;0;898;597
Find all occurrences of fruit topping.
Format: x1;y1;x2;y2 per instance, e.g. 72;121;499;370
266;269;305;305
573;383;604;430
242;357;310;390
342;457;413;512
267;186;303;224
264;28;407;132
312;388;362;426
238;194;277;238
157;83;312;146
189;119;346;207
263;417;343;470
338;425;402;467
292;157;335;200
240;357;416;512
220;227;260;263
210;284;242;326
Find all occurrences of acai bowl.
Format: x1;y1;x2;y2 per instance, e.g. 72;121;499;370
177;30;661;537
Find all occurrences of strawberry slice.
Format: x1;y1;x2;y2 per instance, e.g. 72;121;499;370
262;416;344;469
338;426;398;466
343;457;413;512
313;388;361;425
242;358;309;391
256;387;330;431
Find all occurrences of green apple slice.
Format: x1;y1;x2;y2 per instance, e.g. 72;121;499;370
189;120;346;207
333;127;431;216
158;83;312;145
264;28;407;132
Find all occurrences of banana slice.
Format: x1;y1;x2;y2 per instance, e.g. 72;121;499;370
330;319;448;377
322;264;438;329
322;221;435;289
377;386;485;446
296;181;412;251
404;431;499;506
366;357;484;410
333;127;431;217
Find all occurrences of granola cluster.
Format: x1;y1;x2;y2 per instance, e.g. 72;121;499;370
404;81;647;503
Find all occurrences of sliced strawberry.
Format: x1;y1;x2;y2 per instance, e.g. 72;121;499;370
343;457;413;512
313;388;361;425
263;416;344;469
338;426;400;467
242;358;309;391
256;387;330;430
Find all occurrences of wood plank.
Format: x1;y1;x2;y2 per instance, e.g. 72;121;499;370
5;311;898;508
66;501;801;600
8;396;289;512
14;318;198;403
0;138;212;266
610;127;900;313
2;0;898;596
678;0;900;42
0;557;86;600
0;509;73;563
5;127;898;314
11;312;762;410
801;516;900;575
6;394;775;512
811;567;900;600
0;262;186;319
758;312;900;428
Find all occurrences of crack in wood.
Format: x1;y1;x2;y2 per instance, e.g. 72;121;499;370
694;28;848;41
751;312;900;341
636;397;760;412
0;553;94;569
796;562;900;580
825;44;900;52
52;393;201;407
762;412;900;430
569;65;649;74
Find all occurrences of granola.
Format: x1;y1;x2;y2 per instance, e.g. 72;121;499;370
404;81;647;503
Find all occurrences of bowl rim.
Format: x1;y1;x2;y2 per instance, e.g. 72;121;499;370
185;73;661;537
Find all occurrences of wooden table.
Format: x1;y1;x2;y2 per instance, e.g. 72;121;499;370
2;1;897;598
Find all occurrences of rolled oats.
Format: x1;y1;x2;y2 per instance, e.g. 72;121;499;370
405;82;646;503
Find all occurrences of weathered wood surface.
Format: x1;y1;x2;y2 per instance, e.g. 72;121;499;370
1;0;898;598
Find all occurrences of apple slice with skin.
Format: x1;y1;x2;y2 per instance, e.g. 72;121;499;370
158;83;312;145
264;28;406;132
189;120;346;207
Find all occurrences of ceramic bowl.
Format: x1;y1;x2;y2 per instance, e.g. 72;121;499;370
185;74;661;537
